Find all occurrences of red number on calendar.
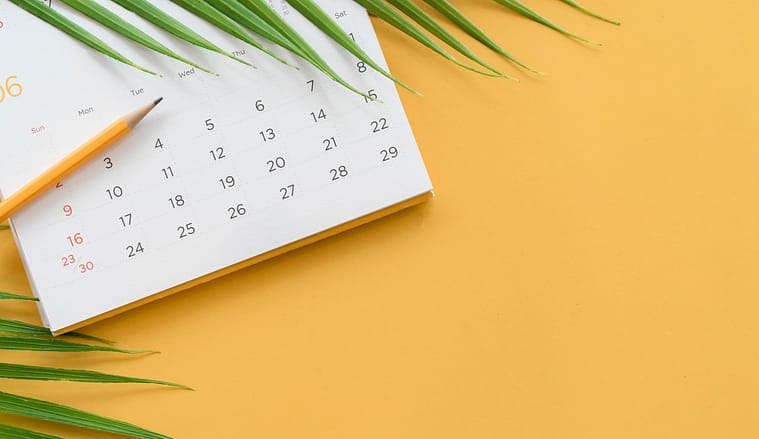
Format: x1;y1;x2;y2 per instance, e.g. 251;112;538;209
61;254;75;267
63;205;73;216
67;233;84;247
78;261;94;273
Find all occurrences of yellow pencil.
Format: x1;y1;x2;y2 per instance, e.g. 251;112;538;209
0;97;163;223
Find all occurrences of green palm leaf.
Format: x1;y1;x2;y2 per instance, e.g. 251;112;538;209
355;0;500;77
206;0;305;56
386;0;508;78
111;0;251;67
7;0;157;75
208;0;370;97
0;363;191;389
58;0;215;74
0;291;37;301
493;0;598;44
0;318;114;344
286;0;419;94
0;424;62;439
558;0;620;25
0;335;154;354
0;391;169;439
235;0;373;97
8;0;619;86
169;0;294;67
422;0;538;73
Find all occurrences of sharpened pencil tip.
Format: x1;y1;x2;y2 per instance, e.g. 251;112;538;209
126;99;162;128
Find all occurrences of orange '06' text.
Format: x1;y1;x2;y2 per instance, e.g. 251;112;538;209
0;75;23;104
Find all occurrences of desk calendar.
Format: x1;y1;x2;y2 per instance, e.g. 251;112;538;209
0;0;432;334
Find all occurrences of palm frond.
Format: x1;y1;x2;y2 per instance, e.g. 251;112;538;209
355;0;500;77
169;0;293;67
287;0;420;94
0;295;185;437
206;0;304;57
0;424;62;439
8;0;618;93
235;0;373;97
386;0;508;77
493;0;598;44
0;391;170;439
59;0;215;73
0;335;154;354
422;0;537;73
0;291;37;301
0;318;114;344
8;0;157;75
558;0;620;25
0;363;191;389
111;0;250;66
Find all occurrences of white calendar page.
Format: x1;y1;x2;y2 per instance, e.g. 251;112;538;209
0;0;432;333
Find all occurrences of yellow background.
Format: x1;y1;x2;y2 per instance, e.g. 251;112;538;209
2;0;759;437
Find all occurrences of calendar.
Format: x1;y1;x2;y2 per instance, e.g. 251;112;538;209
0;0;432;334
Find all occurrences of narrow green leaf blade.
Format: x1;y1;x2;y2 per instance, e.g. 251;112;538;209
236;0;308;48
206;0;301;55
215;0;372;96
235;0;371;97
422;0;538;73
0;319;53;337
0;424;62;439
0;391;169;439
0;318;114;344
285;0;420;94
493;0;598;44
558;0;620;25
209;0;379;95
0;363;192;389
170;0;294;67
8;0;157;75
111;0;249;65
386;0;508;77
0;335;153;354
58;0;215;73
0;292;37;301
355;0;500;77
